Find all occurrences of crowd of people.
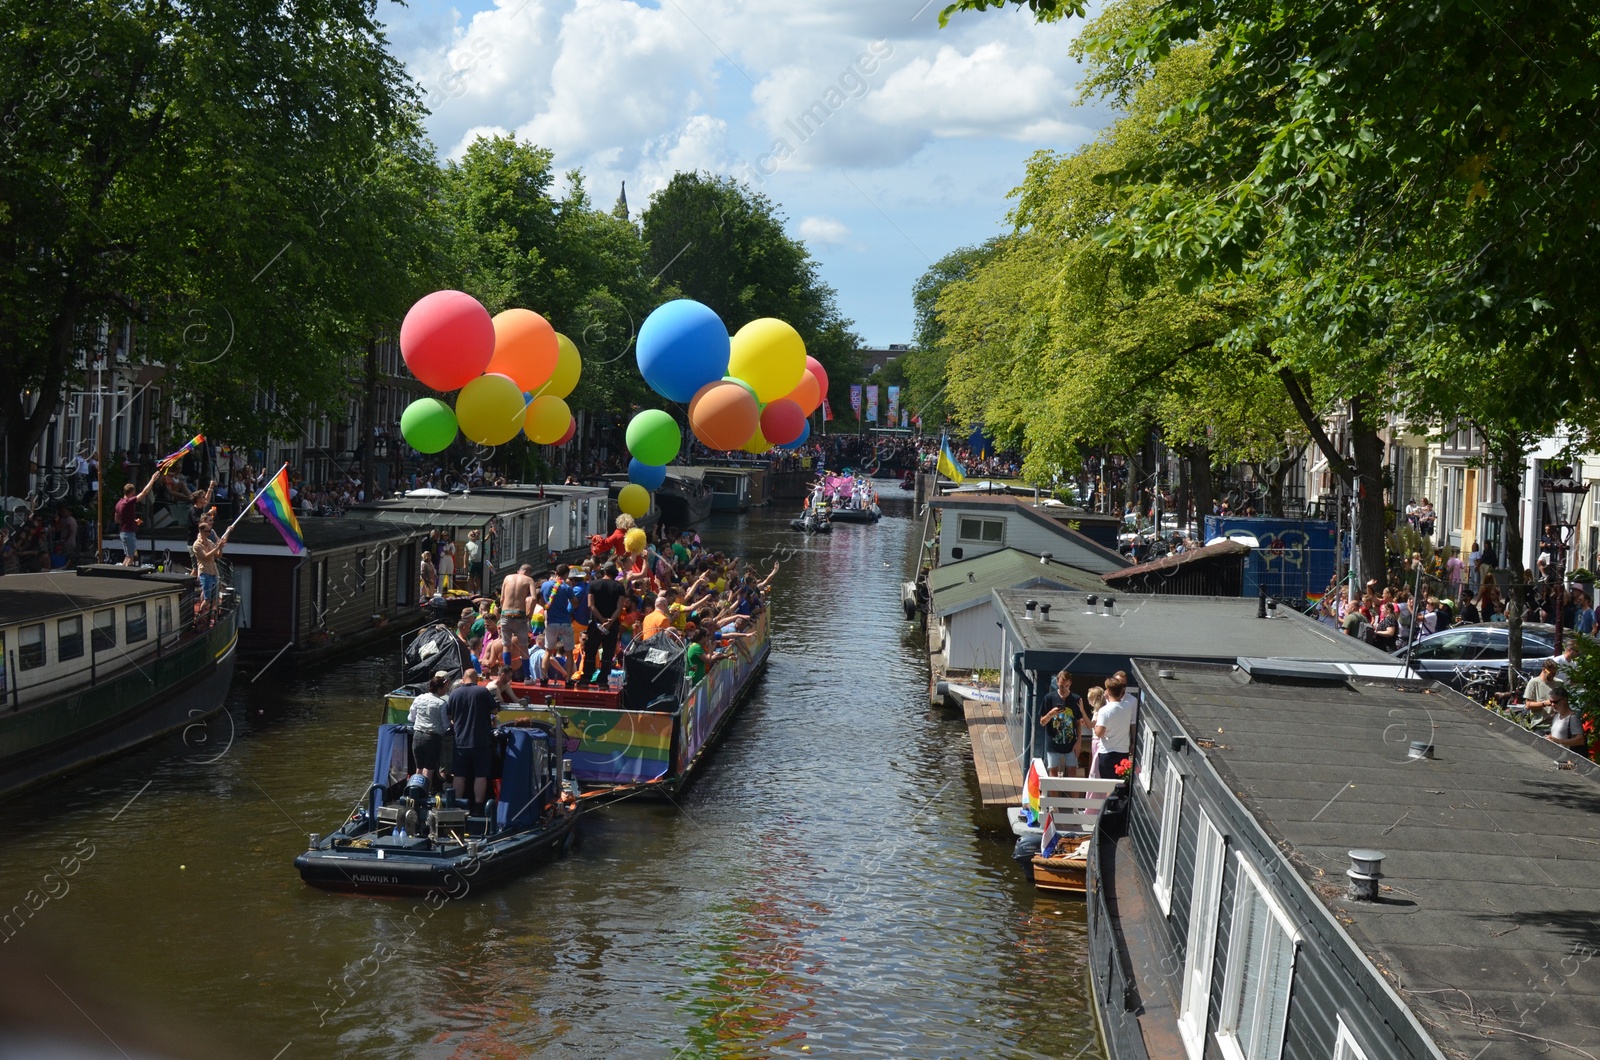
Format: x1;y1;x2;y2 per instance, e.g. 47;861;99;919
402;520;777;812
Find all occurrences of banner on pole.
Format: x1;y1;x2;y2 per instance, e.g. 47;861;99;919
866;385;879;423
849;385;862;415
886;386;899;424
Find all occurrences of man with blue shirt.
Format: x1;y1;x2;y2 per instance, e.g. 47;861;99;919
543;564;575;655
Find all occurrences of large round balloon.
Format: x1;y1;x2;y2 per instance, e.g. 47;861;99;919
628;458;667;491
778;420;811;450
555;417;577;446
759;398;806;446
487;309;559;391
617;484;651;520
456;373;525;446
636;300;730;403
623;527;647;554
626;408;681;465
805;355;830;400
400;291;495;391
741;426;770;455
784;370;822;416
548;333;582;398
523;394;571;445
400;397;458;454
728;318;806;403
719;375;758;402
688;380;761;451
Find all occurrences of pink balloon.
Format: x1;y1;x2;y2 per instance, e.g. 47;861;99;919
760;398;806;445
805;356;829;400
400;290;495;392
556;417;577;446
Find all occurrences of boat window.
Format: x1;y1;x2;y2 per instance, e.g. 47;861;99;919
18;624;45;671
158;600;172;636
1216;856;1300;1060
57;616;84;661
92;609;116;653
126;602;148;643
1178;811;1226;1059
957;516;1004;544
1333;1017;1371;1060
1137;723;1155;792
1153;760;1184;915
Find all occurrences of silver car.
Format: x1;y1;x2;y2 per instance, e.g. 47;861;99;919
1394;622;1558;688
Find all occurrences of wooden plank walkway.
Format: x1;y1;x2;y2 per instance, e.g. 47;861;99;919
962;696;1023;805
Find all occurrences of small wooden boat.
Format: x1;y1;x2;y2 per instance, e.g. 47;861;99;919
1016;762;1124;896
295;715;582;896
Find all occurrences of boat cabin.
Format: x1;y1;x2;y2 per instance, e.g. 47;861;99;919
349;492;560;593
929;494;1130;572
927;548;1104;672
0;567;195;709
701;466;755;511
473;483;610;563
1092;656;1600;1060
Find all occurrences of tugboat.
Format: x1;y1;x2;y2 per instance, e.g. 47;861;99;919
294;713;581;896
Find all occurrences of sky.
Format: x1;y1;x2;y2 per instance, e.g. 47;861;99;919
377;0;1112;346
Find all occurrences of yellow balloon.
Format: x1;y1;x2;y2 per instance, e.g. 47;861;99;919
455;373;525;446
728;318;806;403
742;426;770;455
547;333;582;398
623;527;648;554
523;394;571;444
618;484;651;520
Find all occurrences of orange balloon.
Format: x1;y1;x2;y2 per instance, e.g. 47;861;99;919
784;371;821;416
688;380;761;451
487;309;559;391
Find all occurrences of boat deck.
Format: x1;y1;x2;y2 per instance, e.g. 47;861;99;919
961;696;1022;805
1100;832;1186;1059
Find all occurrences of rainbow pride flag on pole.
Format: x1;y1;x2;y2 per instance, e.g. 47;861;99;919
156;433;204;473
253;464;305;554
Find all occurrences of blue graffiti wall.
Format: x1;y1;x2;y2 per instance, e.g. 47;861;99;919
1203;516;1338;601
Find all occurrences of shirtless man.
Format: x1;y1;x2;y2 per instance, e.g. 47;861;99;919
499;562;536;642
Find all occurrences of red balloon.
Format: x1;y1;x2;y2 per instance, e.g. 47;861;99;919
689;380;761;450
805;356;829;400
784;371;821;416
760;398;806;445
401;291;495;392
556;417;577;446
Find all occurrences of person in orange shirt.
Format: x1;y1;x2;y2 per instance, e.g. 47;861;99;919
641;589;676;638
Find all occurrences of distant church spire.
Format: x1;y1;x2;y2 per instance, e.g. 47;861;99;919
613;181;629;220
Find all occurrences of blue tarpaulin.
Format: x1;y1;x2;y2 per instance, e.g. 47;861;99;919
1203;516;1338;601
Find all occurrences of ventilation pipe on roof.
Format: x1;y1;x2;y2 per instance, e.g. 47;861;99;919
1257;584;1268;619
1024;599;1038;621
1347;849;1386;901
1103;596;1115;614
1040;603;1052;621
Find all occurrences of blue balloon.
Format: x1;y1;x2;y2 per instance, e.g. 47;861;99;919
778;420;811;450
636;299;730;403
628;458;667;491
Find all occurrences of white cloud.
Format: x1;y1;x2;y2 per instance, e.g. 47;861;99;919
797;216;852;245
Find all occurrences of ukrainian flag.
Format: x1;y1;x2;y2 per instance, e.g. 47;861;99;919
937;436;967;484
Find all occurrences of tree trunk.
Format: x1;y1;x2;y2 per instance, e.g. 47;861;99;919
1186;442;1214;529
1495;438;1529;689
360;338;377;496
1349;398;1389;591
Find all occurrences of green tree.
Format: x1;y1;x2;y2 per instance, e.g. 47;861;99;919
0;0;421;484
903;241;1002;429
640;173;861;409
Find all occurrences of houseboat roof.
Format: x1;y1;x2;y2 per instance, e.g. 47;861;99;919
116;517;413;556
1130;657;1600;1060
350;493;558;526
994;589;1396;672
930;494;1129;568
0;567;194;627
927;548;1104;617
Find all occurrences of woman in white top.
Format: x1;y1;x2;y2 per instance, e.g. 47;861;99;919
407;674;450;788
437;538;456;591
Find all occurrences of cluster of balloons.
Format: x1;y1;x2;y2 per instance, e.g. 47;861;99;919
396;290;584;455
619;299;826;517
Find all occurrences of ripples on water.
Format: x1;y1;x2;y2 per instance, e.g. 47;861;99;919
0;488;1102;1059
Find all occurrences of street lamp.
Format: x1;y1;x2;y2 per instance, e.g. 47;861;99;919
1541;466;1590;647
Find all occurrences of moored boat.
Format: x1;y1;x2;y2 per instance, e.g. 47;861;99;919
294;715;581;896
0;566;238;797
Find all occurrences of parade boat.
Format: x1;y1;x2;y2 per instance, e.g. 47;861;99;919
813;474;880;524
0;566;238;798
790;509;832;534
294;714;581;896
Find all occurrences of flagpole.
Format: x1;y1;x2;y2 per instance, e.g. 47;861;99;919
224;462;288;538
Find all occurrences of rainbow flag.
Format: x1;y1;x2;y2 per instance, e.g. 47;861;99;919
156;433;204;472
1024;758;1044;820
255;466;305;554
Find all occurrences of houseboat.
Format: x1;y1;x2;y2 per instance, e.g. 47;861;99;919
349;491;562;595
118;517;420;668
472;482;611;565
928;494;1131;570
1088;655;1600;1060
655;468;714;527
0;566;238;797
702;466;755;512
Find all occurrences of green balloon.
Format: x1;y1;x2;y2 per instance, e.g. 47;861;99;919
720;375;758;402
626;408;681;466
401;397;458;454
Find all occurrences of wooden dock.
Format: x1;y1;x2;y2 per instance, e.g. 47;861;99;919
961;696;1023;805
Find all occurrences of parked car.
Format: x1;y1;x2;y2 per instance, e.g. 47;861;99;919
1394;622;1558;689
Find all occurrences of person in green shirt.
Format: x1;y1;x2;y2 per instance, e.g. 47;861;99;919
671;532;692;567
685;625;728;686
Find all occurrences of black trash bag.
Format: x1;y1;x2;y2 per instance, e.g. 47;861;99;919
403;624;466;686
622;632;686;710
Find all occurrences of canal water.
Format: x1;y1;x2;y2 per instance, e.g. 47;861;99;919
0;488;1103;1060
